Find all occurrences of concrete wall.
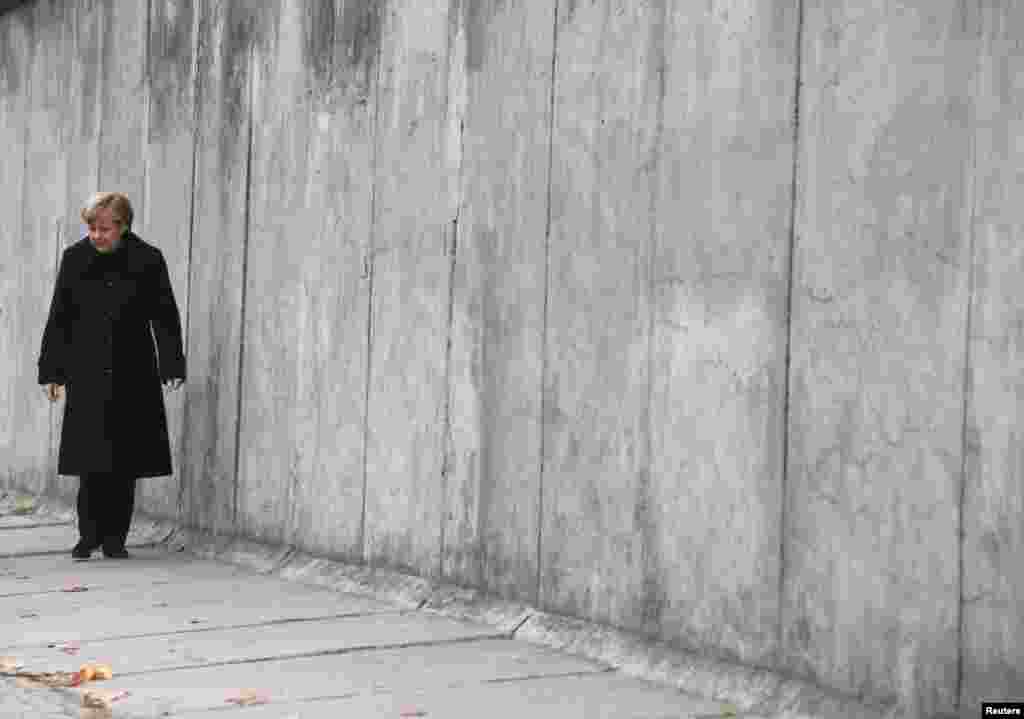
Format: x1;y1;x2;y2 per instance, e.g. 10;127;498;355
1;1;1021;716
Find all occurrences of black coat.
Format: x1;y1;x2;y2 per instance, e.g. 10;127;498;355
37;233;186;478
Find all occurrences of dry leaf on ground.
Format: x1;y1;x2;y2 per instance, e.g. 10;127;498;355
13;497;35;515
82;689;130;709
63;585;89;593
14;671;79;688
399;709;428;717
225;689;271;706
0;656;21;674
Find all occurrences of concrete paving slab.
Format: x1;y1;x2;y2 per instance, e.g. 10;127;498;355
0;550;269;596
8;612;501;675
177;673;730;719
51;638;607;717
0;524;157;557
0;571;395;649
0;516;70;529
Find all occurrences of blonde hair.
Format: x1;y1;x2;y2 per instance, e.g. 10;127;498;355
81;192;133;231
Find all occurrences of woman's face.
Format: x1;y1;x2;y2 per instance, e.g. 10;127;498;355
88;208;122;252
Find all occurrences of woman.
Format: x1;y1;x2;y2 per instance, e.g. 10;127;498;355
38;192;186;560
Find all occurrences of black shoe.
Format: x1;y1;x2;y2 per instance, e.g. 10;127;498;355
71;542;96;560
102;546;132;559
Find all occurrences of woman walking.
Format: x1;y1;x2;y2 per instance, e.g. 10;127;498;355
38;192;186;560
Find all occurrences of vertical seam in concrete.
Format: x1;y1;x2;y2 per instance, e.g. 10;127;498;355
360;6;386;565
232;41;256;533
776;0;804;657
955;8;982;710
642;0;668;631
179;0;203;521
437;4;464;583
20;8;33;496
50;220;60;483
95;0;106;189
536;0;560;610
141;0;152;226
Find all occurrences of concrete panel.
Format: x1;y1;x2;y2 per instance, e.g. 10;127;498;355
0;577;391;649
19;2;68;497
539;0;657;627
136;0;197;519
50;0;105;506
364;0;458;575
442;1;554;599
290;0;375;558
96;0;147;211
238;0;371;553
0;9;30;493
179;673;726;719
236;0;309;545
961;3;1024;710
11;612;498;674
0;523;157;557
58;639;603;716
181;0;261;533
0;552;264;596
783;2;976;715
648;2;797;665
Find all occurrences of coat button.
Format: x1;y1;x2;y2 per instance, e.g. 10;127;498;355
104;368;113;375
105;281;113;288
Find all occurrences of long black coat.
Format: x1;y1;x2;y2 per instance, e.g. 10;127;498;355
37;233;186;478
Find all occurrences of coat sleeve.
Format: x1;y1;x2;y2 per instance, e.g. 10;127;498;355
150;250;186;382
38;249;73;386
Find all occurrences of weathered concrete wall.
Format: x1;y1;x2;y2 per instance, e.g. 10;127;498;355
2;1;1022;716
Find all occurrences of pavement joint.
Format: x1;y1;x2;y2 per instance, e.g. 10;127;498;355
108;632;514;678
0;521;72;530
0;609;409;653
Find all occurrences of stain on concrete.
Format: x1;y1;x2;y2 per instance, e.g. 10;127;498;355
0;20;22;95
338;0;381;85
72;2;101;139
303;0;335;90
148;0;195;142
462;0;505;72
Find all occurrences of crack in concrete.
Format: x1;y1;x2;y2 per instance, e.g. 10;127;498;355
777;0;805;663
107;632;512;679
477;667;613;685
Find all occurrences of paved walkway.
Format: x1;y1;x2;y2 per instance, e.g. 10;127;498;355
0;508;736;718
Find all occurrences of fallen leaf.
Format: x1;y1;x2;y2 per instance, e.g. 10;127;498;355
14;670;79;688
93;664;113;680
81;689;130;709
59;643;81;655
399;709;428;717
720;703;739;717
63;585;89;593
13;497;35;515
225;689;271;706
0;656;21;673
188;618;204;625
17;611;39;619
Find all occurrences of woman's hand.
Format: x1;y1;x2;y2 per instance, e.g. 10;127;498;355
163;378;184;392
44;383;64;402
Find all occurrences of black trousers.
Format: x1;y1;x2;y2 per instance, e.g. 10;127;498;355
76;472;137;551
